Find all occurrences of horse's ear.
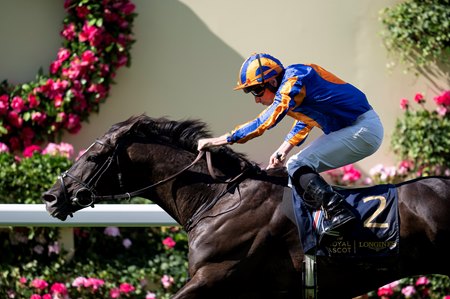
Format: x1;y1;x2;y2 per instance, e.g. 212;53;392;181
109;116;144;145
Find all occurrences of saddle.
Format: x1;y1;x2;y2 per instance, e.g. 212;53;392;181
291;183;400;257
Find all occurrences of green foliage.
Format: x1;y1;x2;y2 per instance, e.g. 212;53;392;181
0;153;72;204
380;0;450;71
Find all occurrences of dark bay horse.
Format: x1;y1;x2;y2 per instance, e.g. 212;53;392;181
43;115;450;299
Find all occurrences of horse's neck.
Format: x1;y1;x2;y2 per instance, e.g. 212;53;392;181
137;148;222;227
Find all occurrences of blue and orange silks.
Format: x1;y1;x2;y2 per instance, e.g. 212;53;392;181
226;64;373;146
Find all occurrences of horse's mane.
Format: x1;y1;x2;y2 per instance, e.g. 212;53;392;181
105;114;254;167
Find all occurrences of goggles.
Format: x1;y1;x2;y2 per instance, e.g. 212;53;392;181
243;84;266;97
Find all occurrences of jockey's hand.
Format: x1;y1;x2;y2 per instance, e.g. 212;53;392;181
267;151;285;169
197;138;215;151
197;135;229;151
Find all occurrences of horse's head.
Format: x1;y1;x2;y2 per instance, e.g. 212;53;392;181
42;137;122;220
42;116;144;220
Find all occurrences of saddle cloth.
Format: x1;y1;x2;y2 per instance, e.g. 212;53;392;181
292;183;400;257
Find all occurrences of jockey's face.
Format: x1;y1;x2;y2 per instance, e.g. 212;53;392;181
254;79;277;106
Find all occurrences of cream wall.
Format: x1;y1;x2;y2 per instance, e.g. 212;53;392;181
1;0;448;174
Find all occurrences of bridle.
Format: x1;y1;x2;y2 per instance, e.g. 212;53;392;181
58;139;254;229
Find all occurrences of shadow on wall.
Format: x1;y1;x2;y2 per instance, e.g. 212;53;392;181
0;0;64;84
64;0;295;165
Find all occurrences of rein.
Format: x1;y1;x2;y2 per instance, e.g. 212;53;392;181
60;140;254;228
94;150;206;202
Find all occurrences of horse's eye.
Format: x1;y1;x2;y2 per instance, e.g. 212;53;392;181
86;155;100;162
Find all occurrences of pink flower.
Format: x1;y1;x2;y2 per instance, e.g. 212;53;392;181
31;278;49;290
8;111;23;128
79;22;103;46
0;94;8;114
48;241;60;255
119;282;135;293
85;278;105;290
50;282;67;295
397;160;413;175
377;285;394;297
50;60;63;74
0;142;10;153
57;48;71;61
104;226;121;237
56;112;67;123
436;105;448;116
121;2;136;15
401;285;416;297
110;288;121;298
415;276;430;286
61;23;76;40
76;6;90;18
72;276;87;287
11;96;25;112
146;292;157;299
341;164;361;183
66;114;81;134
81;50;98;65
19;277;27;284
23;145;42;157
414;92;425;104
30;295;42;299
33;244;44;254
28;94;40;108
400;98;409;110
123;238;132;249
115;54;129;68
42;295;51;299
42;142;74;158
443;296;450;299
162;236;176;249
32;111;47;125
161;275;174;289
434;90;450;106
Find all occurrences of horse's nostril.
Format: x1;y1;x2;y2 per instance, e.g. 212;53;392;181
42;193;57;203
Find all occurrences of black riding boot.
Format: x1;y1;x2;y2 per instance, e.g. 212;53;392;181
303;174;356;242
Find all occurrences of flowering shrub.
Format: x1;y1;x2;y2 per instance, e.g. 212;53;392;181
367;275;450;299
0;142;73;203
0;225;189;299
325;164;364;186
391;90;450;176
0;0;136;152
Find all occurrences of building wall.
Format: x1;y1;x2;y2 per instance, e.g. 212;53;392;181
0;0;448;174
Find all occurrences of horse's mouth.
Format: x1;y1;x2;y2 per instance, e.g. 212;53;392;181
42;193;70;221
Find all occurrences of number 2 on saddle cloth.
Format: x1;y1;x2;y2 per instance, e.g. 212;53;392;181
291;183;400;257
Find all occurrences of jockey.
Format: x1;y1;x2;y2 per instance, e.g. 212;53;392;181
197;53;384;242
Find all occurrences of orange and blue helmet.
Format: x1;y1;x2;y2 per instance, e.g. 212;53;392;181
234;53;284;91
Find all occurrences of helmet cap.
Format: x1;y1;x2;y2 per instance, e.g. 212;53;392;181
234;53;284;90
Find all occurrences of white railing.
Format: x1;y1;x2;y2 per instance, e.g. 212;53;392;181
0;204;178;259
0;204;177;227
